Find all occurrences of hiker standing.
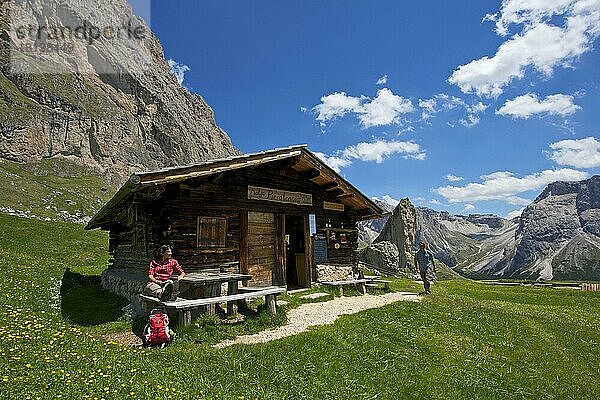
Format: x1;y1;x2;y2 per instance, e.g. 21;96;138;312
415;241;436;294
144;245;186;301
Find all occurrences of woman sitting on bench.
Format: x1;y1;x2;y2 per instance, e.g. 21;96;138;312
144;245;186;301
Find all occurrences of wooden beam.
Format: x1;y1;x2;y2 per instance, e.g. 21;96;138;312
298;168;321;180
329;189;344;197
322;182;339;190
357;208;375;217
211;173;225;184
337;193;354;199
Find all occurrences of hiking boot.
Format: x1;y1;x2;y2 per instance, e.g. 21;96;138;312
160;280;174;301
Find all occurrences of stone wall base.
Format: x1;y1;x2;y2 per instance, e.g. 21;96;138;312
101;268;147;315
316;264;354;282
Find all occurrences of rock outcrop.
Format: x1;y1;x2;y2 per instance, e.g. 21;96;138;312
0;0;239;184
359;198;416;273
359;241;400;275
374;198;417;270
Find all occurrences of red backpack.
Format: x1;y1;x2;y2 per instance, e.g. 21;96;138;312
143;308;173;348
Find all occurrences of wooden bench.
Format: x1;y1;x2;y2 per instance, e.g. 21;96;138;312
371;279;391;290
320;279;371;296
140;286;286;326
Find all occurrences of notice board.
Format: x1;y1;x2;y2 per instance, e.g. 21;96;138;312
313;234;328;262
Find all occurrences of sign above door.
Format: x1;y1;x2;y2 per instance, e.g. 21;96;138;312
248;185;313;206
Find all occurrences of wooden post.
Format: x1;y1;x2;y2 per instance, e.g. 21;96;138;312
227;281;238;316
239;211;248;277
303;214;313;288
180;310;192;326
265;294;277;315
274;213;286;285
339;286;343;296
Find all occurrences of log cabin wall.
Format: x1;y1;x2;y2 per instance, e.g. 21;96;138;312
105;160;360;284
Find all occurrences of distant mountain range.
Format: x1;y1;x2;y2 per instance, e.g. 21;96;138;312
359;175;600;281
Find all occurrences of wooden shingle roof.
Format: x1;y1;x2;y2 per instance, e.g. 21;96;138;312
86;145;384;229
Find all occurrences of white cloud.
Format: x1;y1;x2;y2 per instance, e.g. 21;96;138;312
313;152;353;173
467;102;488;114
342;139;425;162
419;98;437;120
167;59;190;86
497;93;581;118
506;207;525;220
459;114;481;128
548;137;600;168
429;199;446;206
491;0;577;36
313;92;363;124
449;1;600;97
418;94;487;126
313;88;414;128
300;107;308;113
434;168;589;205
315;139;426;172
463;203;476;212
376;74;388;85
357;89;415;128
446;174;464;182
418;93;464;120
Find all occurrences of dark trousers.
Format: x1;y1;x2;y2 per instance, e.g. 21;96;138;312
419;270;431;293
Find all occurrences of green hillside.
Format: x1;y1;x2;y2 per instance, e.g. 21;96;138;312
0;158;115;221
1;213;599;399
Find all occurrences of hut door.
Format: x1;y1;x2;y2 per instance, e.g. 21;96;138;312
284;215;308;288
247;212;276;286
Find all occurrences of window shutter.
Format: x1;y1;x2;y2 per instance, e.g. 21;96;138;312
197;217;227;248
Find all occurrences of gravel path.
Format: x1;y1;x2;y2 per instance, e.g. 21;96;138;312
215;292;421;348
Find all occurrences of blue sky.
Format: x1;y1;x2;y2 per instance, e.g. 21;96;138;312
134;0;600;218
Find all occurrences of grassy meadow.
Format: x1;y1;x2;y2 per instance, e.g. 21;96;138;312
1;213;599;399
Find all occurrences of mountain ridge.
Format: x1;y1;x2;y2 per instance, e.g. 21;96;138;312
359;175;600;281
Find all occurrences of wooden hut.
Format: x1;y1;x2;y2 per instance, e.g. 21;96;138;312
86;145;383;297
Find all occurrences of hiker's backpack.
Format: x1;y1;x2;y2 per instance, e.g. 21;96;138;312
143;308;172;348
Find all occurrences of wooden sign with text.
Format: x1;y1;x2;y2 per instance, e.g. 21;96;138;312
248;185;313;206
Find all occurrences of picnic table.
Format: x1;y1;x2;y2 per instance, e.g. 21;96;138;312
321;275;392;295
179;272;252;314
140;271;286;325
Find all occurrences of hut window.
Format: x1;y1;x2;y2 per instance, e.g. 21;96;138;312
197;217;227;248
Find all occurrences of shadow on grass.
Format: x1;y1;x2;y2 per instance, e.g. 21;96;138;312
60;268;129;326
173;301;288;346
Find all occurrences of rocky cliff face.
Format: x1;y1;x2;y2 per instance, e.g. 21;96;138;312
375;198;417;269
0;0;239;184
497;176;600;280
